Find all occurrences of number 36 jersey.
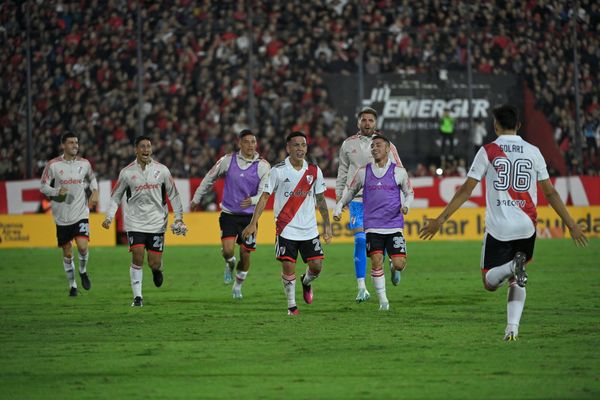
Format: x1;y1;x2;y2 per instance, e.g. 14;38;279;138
468;135;549;241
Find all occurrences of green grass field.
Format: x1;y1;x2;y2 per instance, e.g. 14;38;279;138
1;239;599;399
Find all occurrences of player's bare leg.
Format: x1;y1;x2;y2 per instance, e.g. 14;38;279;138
232;246;251;299
281;260;298;315
370;253;389;310
221;238;236;284
61;241;77;296
75;237;91;290
130;246;145;306
148;251;163;288
301;259;322;305
390;255;406;286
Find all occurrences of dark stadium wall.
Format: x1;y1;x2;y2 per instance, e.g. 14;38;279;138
523;85;567;175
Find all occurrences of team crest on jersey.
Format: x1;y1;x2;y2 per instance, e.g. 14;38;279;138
59;169;64;175
306;175;313;184
78;166;83;175
154;170;161;180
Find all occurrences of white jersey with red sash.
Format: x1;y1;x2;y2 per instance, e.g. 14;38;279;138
264;157;326;241
467;134;549;241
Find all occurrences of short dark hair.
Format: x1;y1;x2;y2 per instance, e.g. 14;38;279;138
358;107;377;119
239;129;254;139
371;134;391;145
286;131;307;143
61;131;77;143
134;135;152;146
493;104;520;130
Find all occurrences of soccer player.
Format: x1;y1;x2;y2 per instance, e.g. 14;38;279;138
241;131;333;315
336;107;406;302
419;104;588;340
190;129;270;299
102;136;187;307
334;134;413;310
40;131;99;296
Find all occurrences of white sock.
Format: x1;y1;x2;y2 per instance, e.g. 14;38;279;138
282;273;296;308
233;270;248;290
130;264;143;298
357;277;366;290
371;268;388;305
78;251;89;274
302;267;320;286
507;282;526;335
485;260;514;288
63;257;76;288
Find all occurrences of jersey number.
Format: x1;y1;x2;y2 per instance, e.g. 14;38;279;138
312;238;322;253
153;236;164;251
492;158;532;192
78;222;89;236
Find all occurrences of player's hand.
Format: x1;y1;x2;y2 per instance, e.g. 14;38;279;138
419;217;442;240
241;223;257;241
240;197;252;209
102;218;111;229
401;206;409;215
190;201;200;211
54;186;68;202
568;222;588;247
171;219;188;236
333;203;344;222
322;225;332;244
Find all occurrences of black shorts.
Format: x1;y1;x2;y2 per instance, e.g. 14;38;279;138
481;232;535;271
366;231;407;258
275;235;324;264
127;231;165;254
219;213;256;251
56;219;89;247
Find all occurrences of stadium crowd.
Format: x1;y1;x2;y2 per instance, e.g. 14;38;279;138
1;0;598;180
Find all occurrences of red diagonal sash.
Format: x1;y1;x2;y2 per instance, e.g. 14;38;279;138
276;164;318;235
484;143;537;226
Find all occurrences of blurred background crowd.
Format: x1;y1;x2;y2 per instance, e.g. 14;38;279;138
1;0;598;180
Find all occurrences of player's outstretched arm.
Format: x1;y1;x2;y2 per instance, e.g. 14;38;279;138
241;192;270;240
419;177;479;240
316;193;332;244
539;179;588;247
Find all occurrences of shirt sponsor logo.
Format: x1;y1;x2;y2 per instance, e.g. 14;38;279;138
367;183;395;190
135;183;160;192
284;190;312;198
59;179;83;185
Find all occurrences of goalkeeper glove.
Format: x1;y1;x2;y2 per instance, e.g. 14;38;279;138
170;220;188;236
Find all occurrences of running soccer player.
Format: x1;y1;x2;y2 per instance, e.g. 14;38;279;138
102;136;187;307
191;129;270;299
419;104;588;340
334;134;413;310
336;107;406;302
241;131;332;315
40;131;98;296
